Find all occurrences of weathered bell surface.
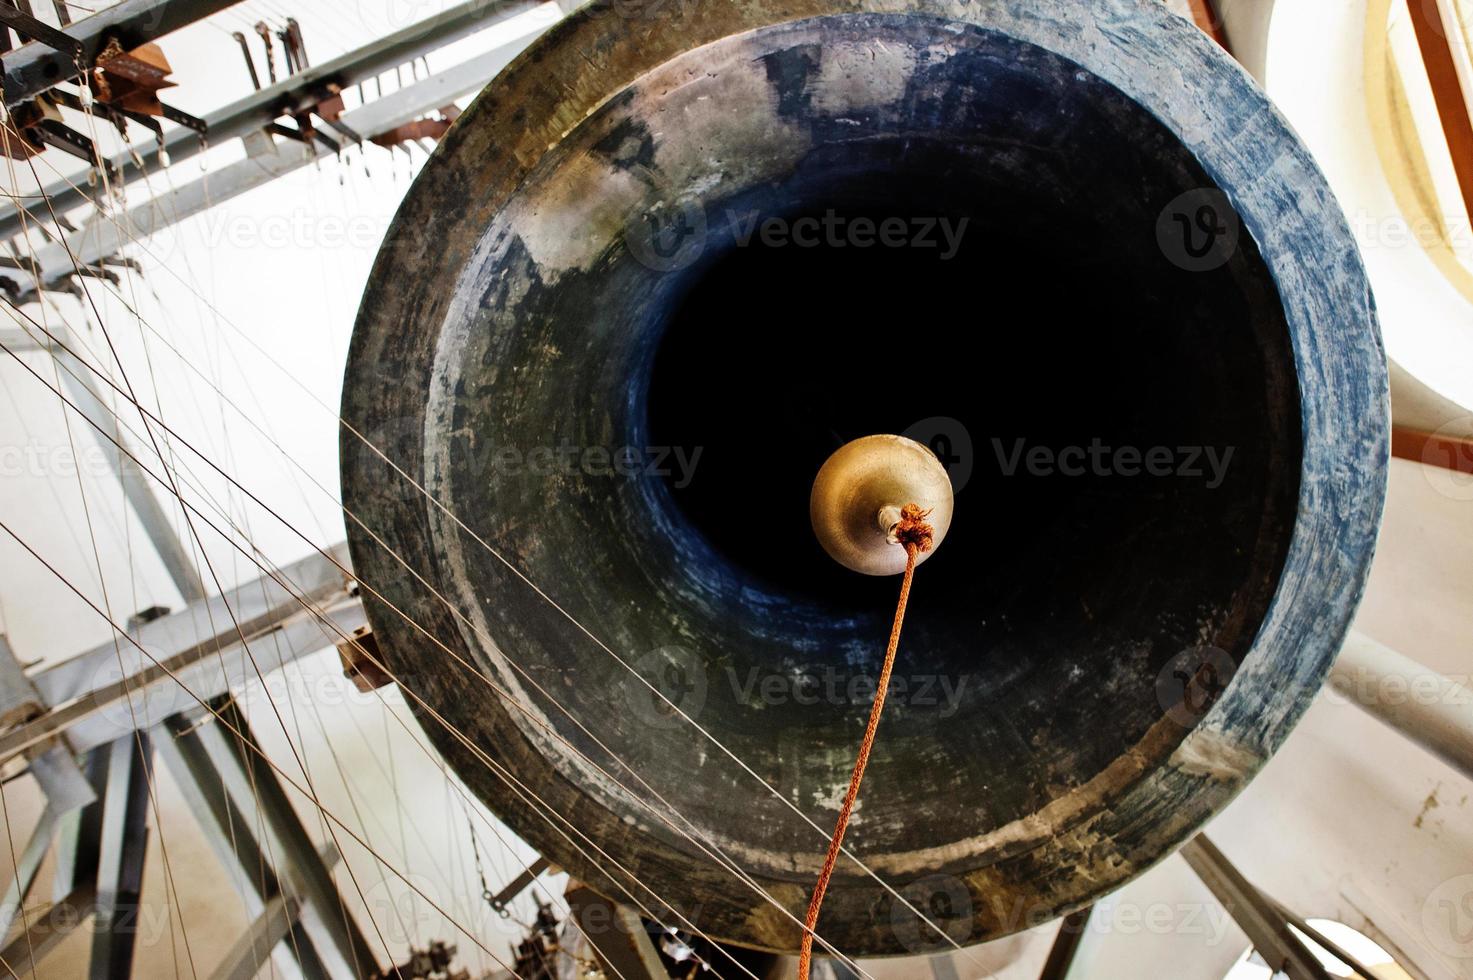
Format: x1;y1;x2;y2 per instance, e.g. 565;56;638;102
341;0;1388;957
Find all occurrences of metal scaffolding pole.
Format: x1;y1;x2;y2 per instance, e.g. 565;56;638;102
1330;630;1473;781
1180;836;1332;980
88;733;153;980
180;698;378;978
156;707;333;980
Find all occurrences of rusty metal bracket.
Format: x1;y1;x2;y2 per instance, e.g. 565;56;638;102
254;21;276;85
231;30;260;90
285;18;308;69
335;626;393;693
87;35;204;133
370;104;461;149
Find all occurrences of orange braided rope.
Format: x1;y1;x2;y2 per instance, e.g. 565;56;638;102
797;503;934;980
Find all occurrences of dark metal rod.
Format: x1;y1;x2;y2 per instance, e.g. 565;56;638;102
0;2;84;62
1038;906;1092;980
231;29;259;90
1268;898;1385;980
1180;836;1332;980
88;734;153;980
207;699;379;978
489;855;551;915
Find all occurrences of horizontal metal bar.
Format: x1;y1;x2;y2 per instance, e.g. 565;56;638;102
1329;631;1473;781
0;544;358;760
12;16;558;295
0;3;85;64
0;0;550;241
2;0;242;108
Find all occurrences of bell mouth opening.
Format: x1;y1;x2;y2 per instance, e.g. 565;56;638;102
333;3;1388;955
413;13;1306;863
645;146;1303;632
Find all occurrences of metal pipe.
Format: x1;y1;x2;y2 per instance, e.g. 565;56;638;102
1329;631;1473;781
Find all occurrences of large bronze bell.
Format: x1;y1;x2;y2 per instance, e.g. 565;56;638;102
340;0;1388;957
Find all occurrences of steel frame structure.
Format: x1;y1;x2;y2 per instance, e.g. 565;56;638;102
0;2;1469;979
0;2;572;976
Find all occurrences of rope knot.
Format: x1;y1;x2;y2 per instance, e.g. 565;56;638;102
893;503;934;555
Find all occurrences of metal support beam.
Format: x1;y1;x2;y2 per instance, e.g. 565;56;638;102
49;326;205;603
0;0;552;241
1330;631;1473;781
1268;897;1383;980
89;733;152;980
155;707;330;980
2;0;242;108
0;326;203;599
51;743;107;903
0;804;57;940
0;543;361;761
1180;836;1331;980
0;886;98;979
201;840;344;980
207;891;303;980
179;698;378;979
565;882;666;980
10;15;557;296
